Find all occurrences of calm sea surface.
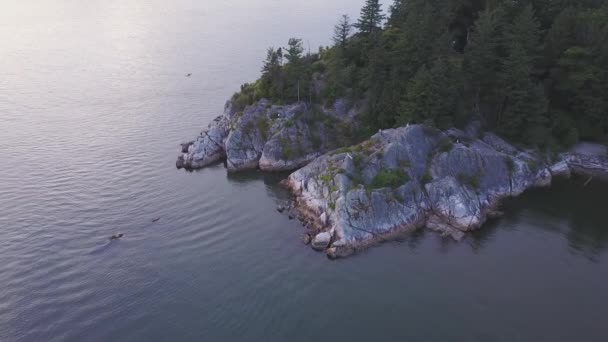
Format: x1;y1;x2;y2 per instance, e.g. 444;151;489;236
1;1;607;341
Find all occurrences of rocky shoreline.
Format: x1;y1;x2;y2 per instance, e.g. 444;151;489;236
177;99;360;172
284;126;608;258
178;100;608;258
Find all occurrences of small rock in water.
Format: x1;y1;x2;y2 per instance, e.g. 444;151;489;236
180;141;193;153
176;157;185;169
326;247;338;259
301;234;312;245
152;217;161;222
311;232;332;251
277;205;285;213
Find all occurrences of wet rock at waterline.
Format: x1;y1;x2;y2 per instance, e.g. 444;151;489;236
311;232;332;251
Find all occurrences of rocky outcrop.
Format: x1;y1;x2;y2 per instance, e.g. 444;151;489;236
284;124;608;258
177;99;361;172
176;115;230;170
178;98;608;258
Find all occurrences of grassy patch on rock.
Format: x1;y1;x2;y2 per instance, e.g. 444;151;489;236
457;171;483;190
438;137;454;153
280;137;294;159
421;154;434;185
371;169;410;189
256;116;270;140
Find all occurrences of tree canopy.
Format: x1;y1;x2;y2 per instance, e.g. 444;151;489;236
232;0;608;149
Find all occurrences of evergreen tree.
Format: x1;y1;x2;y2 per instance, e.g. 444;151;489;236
366;34;397;128
355;0;386;35
285;38;304;64
333;15;352;48
364;0;451;130
399;65;431;125
544;6;578;64
283;38;310;102
499;43;548;145
260;48;284;100
507;4;542;67
390;0;454;83
497;5;548;145
399;58;462;129
463;8;503;124
387;0;406;28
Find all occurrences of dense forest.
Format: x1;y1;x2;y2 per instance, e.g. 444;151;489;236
232;0;608;149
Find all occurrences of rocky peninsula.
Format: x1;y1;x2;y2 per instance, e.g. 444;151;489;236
178;99;608;258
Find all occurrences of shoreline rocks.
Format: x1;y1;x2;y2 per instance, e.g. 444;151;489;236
311;232;332;250
177;98;361;173
284;125;608;258
176;114;230;170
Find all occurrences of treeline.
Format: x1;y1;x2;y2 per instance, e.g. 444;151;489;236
231;38;323;110
232;0;608;148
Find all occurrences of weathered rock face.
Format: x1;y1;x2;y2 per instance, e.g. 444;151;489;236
176;115;230;170
285;124;608;258
177;99;360;172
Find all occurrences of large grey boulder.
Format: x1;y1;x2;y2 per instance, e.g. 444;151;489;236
176;115;230;170
311;232;332;251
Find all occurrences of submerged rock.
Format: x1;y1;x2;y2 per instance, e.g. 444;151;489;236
285;124;608;258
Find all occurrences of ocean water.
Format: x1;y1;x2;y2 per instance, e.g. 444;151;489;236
1;1;607;341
